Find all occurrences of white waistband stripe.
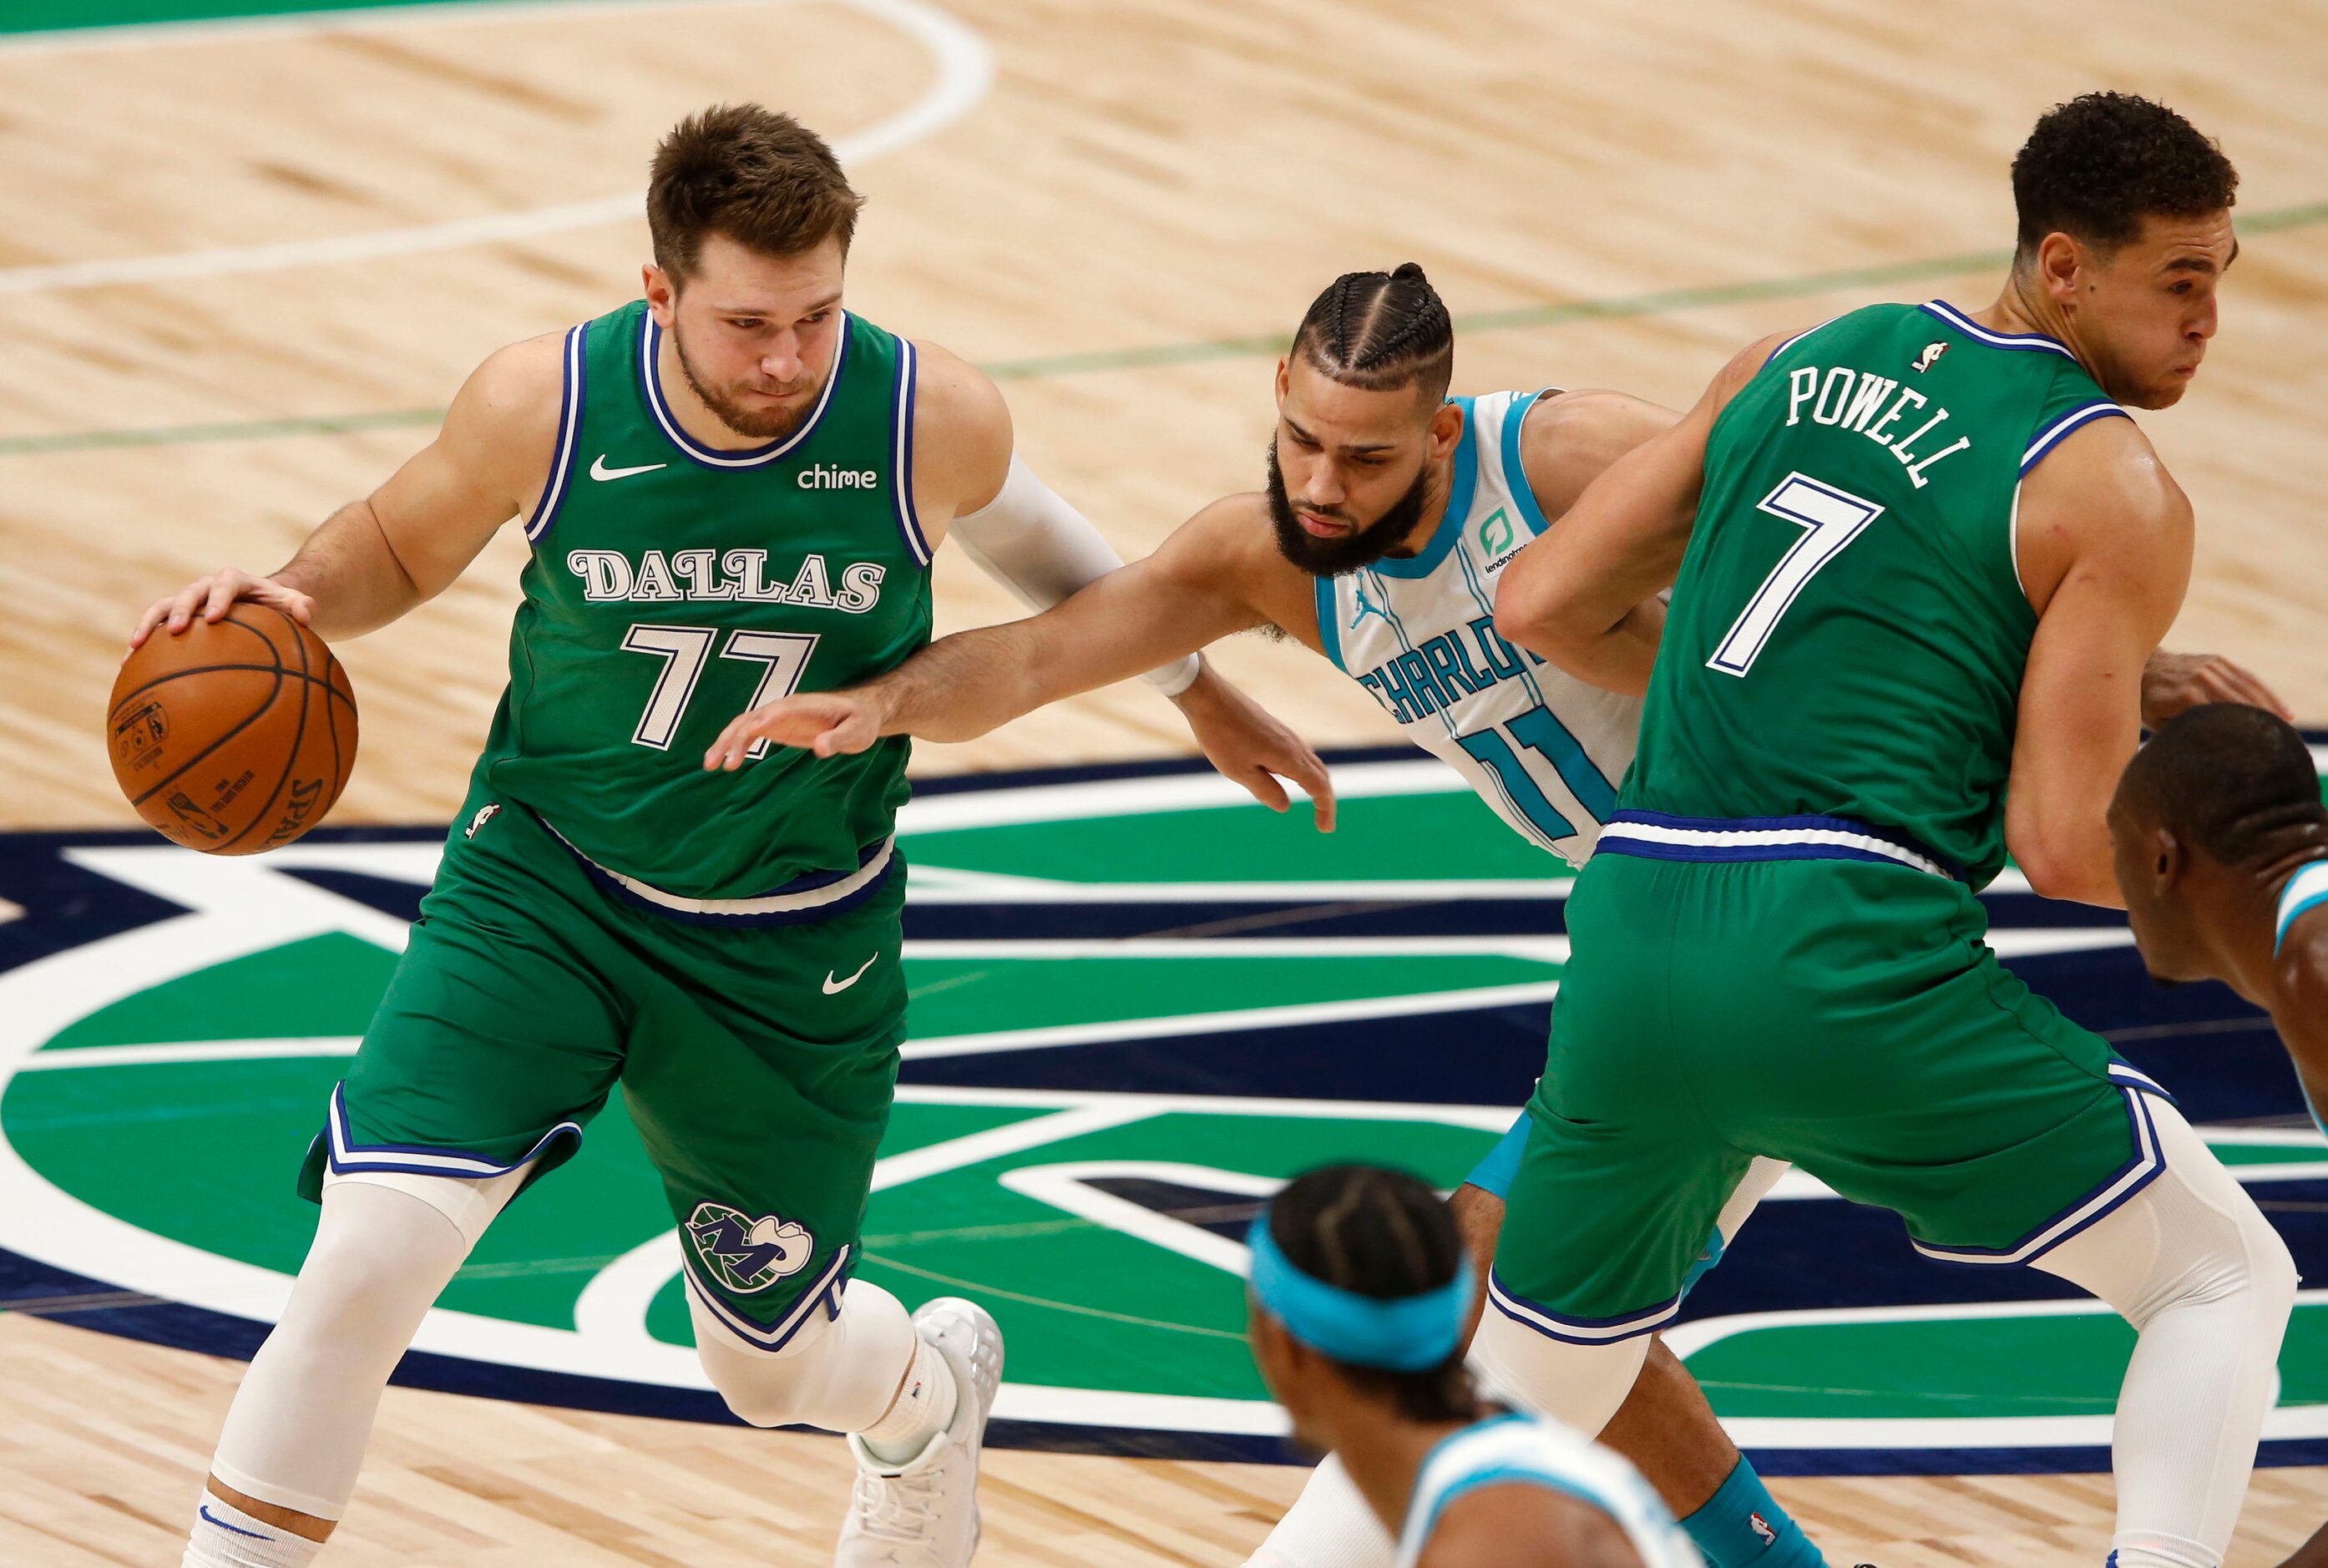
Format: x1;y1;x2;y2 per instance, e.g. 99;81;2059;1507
549;821;896;918
1597;820;1950;879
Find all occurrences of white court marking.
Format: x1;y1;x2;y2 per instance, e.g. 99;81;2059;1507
0;0;994;295
0;817;2238;1447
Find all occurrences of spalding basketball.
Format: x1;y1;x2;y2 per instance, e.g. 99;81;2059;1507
106;606;359;854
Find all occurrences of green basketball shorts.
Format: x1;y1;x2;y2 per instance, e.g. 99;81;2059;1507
1489;814;2169;1344
298;781;908;1348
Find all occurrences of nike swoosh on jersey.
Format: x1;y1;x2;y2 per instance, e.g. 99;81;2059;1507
822;953;878;994
590;455;668;481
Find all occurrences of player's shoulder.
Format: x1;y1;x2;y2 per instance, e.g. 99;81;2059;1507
1516;389;1680;516
439;331;569;461
1157;490;1279;572
468;330;569;402
2024;409;2189;539
1187;489;1273;533
905;338;1009;445
2275;900;2328;1024
1416;1480;1637;1568
893;337;1013;521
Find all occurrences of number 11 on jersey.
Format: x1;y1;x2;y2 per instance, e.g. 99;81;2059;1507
1706;472;1883;677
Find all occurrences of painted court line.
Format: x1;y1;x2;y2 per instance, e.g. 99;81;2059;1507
6;199;2321;457
0;0;993;297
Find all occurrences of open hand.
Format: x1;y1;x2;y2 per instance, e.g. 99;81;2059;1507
704;690;885;771
1172;665;1337;832
2141;650;2292;730
129;568;315;657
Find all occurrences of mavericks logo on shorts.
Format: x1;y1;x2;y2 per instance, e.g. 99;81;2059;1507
687;1201;814;1293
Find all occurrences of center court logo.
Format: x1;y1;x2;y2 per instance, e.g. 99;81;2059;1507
0;747;2324;1471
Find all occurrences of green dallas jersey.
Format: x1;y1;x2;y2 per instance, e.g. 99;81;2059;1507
1616;300;2128;887
472;300;934;903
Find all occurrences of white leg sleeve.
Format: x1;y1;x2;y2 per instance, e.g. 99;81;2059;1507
208;1170;522;1520
949;456;1199;695
2032;1097;2299;1567
1466;1158;1776;1439
1245;1453;1394;1568
1469;1312;1651;1439
689;1274;925;1435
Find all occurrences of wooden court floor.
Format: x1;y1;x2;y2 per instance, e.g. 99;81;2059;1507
3;0;2327;1560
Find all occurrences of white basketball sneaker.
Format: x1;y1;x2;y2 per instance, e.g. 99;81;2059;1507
837;1297;1004;1567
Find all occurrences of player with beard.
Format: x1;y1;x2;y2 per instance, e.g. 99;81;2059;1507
710;258;2283;1568
134;104;1326;1568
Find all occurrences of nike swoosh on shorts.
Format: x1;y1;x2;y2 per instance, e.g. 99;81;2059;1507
823;954;878;994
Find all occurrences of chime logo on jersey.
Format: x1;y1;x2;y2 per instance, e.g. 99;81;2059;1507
688;1203;814;1292
1;747;2324;1472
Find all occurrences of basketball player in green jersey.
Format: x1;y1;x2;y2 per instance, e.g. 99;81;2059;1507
1475;94;2295;1568
128;106;1327;1568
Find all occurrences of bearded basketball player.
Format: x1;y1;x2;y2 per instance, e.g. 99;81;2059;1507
705;253;2276;1568
128;105;1323;1568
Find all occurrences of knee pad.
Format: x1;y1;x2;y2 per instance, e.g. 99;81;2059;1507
691;1275;917;1434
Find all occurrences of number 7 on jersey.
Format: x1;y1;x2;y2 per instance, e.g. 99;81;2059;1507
1705;472;1884;677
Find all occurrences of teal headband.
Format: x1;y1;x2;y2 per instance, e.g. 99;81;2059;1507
1246;1216;1474;1373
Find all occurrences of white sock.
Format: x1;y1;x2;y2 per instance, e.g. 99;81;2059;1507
858;1331;959;1464
1246;1453;1394;1568
182;1495;323;1568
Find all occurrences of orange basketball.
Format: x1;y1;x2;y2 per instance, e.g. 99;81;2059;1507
105;605;360;854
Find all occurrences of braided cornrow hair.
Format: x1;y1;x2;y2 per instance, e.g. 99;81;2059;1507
1293;263;1455;402
1267;1163;1477;1422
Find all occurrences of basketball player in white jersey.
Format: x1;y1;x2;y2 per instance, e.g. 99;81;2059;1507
1247;1162;1700;1568
708;262;2280;1568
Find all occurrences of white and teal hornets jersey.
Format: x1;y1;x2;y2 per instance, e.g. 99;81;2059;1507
1395;1413;1703;1568
1387;1414;1703;1554
1314;391;1642;866
2278;862;2328;956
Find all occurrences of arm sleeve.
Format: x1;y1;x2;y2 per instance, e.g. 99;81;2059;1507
949;457;1202;696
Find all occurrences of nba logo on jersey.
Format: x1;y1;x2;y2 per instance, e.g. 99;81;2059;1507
1912;340;1949;372
687;1202;815;1292
1749;1511;1777;1546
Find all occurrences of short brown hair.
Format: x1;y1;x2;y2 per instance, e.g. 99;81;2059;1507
2012;93;2236;257
647;104;864;282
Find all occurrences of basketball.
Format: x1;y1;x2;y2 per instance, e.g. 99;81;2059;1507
104;605;359;854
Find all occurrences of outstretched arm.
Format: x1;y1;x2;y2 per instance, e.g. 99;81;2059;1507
2005;418;2194;906
1494;339;1780;694
904;346;1334;818
704;500;1338;825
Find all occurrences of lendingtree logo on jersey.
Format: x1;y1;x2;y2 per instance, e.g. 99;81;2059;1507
688;1204;814;1293
3;745;2326;1472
